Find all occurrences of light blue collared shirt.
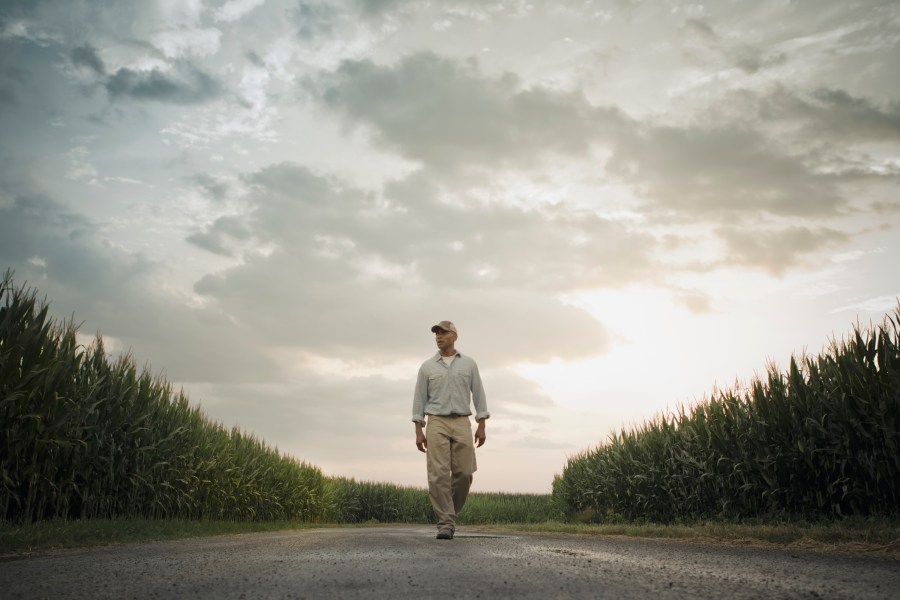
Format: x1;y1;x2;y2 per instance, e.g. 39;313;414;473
411;352;489;424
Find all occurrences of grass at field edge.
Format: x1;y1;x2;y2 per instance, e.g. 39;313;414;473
0;519;342;556
2;518;897;558
469;520;900;556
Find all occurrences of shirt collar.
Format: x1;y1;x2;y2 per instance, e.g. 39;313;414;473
433;351;461;361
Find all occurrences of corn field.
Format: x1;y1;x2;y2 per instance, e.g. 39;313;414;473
457;491;563;523
1;272;325;523
322;478;434;523
321;478;561;524
553;307;900;523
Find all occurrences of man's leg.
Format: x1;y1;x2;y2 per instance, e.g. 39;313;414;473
425;417;455;533
449;417;477;518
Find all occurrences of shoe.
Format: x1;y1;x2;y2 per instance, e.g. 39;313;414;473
436;528;454;540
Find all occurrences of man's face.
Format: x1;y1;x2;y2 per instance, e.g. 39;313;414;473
435;329;457;352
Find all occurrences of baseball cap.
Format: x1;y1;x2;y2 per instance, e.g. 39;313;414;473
430;320;458;334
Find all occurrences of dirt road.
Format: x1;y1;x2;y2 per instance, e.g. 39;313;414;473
1;526;896;599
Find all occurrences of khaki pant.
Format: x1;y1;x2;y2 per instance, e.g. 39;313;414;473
425;415;477;532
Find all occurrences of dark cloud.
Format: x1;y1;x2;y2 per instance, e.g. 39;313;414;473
0;193;149;293
186;232;232;257
349;0;486;20
0;87;14;106
186;215;251;257
211;216;252;239
314;52;624;172
352;0;409;17
4;65;28;83
683;18;716;40
293;1;342;39
245;51;265;67
0;0;46;19
680;15;784;74
0;48;27;107
188;173;229;200
717;225;849;275
70;44;106;75
348;0;549;21
105;62;222;104
760;87;900;143
245;162;361;209
608;124;845;218
695;86;900;186
732;48;786;75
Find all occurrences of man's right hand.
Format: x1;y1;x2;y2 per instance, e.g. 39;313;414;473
415;424;427;453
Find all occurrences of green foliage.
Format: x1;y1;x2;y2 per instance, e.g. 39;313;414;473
322;478;433;523
554;307;900;523
0;517;332;554
0;271;326;523
458;491;563;523
321;477;560;524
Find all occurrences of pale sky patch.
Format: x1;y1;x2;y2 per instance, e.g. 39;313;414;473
215;0;267;23
152;27;222;59
831;294;900;315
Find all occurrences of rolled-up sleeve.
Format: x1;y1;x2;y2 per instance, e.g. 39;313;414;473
470;362;489;421
411;366;427;423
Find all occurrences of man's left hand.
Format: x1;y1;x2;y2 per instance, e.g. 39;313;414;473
474;422;486;447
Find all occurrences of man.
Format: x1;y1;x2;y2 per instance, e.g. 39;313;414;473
412;320;489;540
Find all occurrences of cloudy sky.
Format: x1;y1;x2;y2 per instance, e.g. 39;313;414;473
2;0;898;493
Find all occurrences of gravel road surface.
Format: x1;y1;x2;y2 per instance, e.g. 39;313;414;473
1;526;896;599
